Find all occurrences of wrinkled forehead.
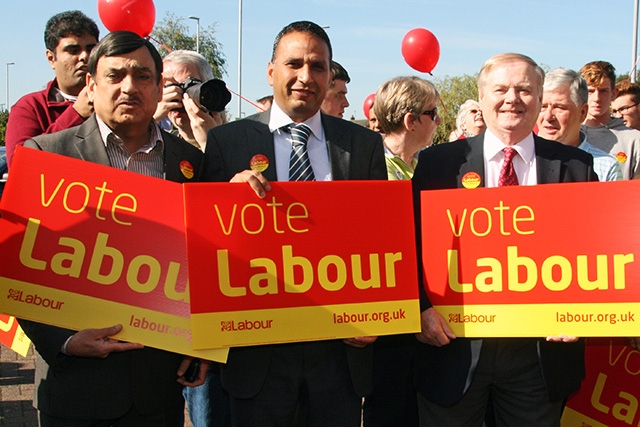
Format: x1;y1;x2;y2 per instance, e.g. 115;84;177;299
273;31;330;62
479;59;543;91
163;60;201;83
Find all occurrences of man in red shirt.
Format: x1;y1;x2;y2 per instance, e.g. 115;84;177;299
5;10;98;167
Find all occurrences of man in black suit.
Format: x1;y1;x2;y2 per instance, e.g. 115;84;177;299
202;21;386;427
19;31;207;427
412;53;598;426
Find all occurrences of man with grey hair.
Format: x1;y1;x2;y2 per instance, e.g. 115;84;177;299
412;53;597;426
154;50;226;151
538;68;622;181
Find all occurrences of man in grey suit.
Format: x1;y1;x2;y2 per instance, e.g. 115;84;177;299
412;53;598;426
202;21;386;427
19;31;206;427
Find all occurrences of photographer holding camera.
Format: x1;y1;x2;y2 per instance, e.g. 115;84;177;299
154;50;230;151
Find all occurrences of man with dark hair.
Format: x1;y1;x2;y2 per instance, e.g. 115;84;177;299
203;20;385;426
612;80;640;131
321;60;351;118
19;31;206;427
256;94;273;112
5;10;99;167
580;60;640;179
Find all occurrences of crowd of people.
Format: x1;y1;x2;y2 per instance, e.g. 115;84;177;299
4;8;640;427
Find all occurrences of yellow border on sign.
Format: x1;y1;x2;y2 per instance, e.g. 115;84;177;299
0;277;228;362
10;323;31;357
435;302;640;337
561;407;609;427
191;299;421;349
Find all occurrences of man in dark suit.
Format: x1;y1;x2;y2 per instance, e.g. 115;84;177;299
19;31;206;427
202;21;386;427
412;53;598;426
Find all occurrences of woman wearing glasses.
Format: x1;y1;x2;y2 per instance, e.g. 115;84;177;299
362;76;440;427
370;76;441;182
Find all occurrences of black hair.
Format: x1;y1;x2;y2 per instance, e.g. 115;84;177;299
44;10;99;52
330;61;350;83
271;21;332;62
87;31;163;84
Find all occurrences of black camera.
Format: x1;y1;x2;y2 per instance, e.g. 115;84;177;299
171;77;231;113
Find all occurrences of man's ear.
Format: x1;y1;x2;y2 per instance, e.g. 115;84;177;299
156;76;163;102
46;49;56;70
267;61;275;87
579;103;589;123
87;74;96;103
612;87;619;99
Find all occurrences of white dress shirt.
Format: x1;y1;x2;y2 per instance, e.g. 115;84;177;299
268;102;332;181
483;129;537;187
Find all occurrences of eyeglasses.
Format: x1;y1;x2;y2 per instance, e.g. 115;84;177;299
422;107;438;122
611;103;639;116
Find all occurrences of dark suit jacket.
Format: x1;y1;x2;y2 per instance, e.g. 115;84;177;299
19;115;203;420
412;133;597;406
203;110;386;399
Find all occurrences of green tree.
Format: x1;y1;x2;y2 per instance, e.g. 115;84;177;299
0;110;8;146
150;12;227;79
432;74;479;144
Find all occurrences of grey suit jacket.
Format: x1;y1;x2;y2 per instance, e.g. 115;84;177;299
411;132;598;406
19;115;203;420
203;110;386;399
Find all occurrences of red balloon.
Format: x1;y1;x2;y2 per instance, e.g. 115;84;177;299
401;28;440;74
98;0;156;38
363;93;376;120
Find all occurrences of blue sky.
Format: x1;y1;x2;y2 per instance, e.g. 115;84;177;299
1;0;637;120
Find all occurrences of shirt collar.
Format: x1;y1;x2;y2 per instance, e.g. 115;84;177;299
268;101;324;142
484;128;535;163
383;144;418;164
95;115;164;153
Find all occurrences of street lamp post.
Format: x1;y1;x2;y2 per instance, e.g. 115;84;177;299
633;0;639;83
189;16;200;53
238;0;243;119
6;62;14;112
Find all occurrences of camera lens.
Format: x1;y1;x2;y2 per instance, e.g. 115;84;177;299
185;79;232;112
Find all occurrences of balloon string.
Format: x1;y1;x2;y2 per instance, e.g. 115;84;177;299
147;35;173;54
146;35;264;114
439;98;449;116
628;53;640;81
226;88;264;112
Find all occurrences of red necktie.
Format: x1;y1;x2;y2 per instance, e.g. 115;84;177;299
498;147;519;186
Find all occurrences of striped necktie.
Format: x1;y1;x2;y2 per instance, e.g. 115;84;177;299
288;123;315;181
498;147;519;186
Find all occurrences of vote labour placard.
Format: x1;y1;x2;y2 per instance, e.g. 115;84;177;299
420;181;640;337
562;338;640;427
0;148;227;362
184;181;421;349
0;315;31;357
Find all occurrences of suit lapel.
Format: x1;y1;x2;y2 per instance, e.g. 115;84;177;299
73;116;111;166
322;114;350;181
247;112;278;181
534;136;561;184
163;132;183;182
458;134;486;188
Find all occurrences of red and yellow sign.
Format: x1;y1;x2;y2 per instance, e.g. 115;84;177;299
0;148;227;361
562;338;640;427
0;314;31;357
420;181;640;337
184;181;421;349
